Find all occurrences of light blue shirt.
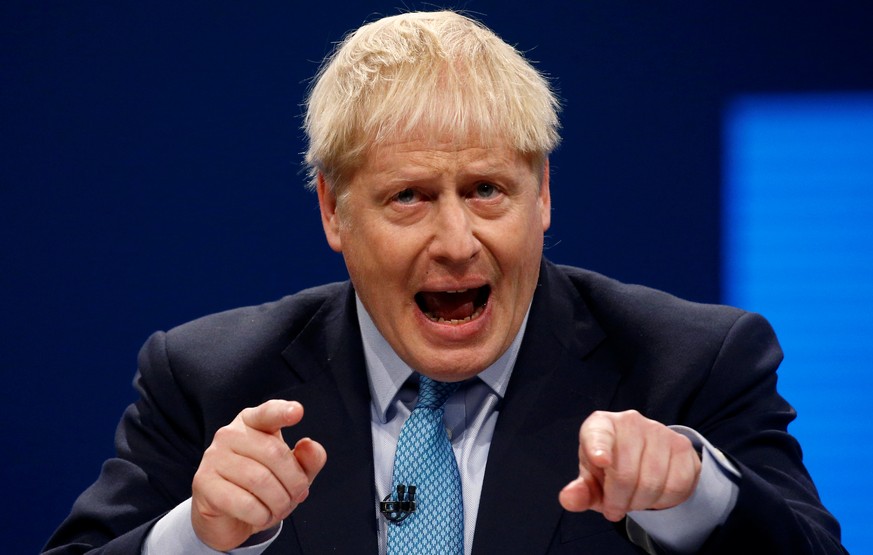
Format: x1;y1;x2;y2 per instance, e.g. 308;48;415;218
360;296;524;555
144;296;739;555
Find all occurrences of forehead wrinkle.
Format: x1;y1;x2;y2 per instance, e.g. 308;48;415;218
383;140;518;179
457;151;525;179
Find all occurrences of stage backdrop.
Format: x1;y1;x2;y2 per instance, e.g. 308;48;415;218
2;2;871;553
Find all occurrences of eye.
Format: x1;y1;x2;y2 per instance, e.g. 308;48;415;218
474;182;499;199
393;188;419;204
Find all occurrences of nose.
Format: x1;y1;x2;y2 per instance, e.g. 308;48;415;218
428;197;481;265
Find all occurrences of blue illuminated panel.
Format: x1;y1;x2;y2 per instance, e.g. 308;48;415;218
723;94;873;553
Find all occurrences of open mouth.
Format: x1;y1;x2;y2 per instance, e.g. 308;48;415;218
415;285;491;324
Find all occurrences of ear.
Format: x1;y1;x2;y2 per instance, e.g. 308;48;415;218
316;172;343;253
539;158;552;232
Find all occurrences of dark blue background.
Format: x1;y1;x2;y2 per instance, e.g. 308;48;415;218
3;2;871;552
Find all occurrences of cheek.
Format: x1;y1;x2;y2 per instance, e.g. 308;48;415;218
497;211;545;262
337;221;377;281
500;229;545;294
341;221;412;282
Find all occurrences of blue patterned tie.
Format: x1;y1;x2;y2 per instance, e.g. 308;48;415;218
386;375;464;554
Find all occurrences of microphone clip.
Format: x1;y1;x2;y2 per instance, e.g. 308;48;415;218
380;484;417;524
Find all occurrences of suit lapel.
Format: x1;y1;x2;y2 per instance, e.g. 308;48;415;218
269;285;379;554
473;261;623;554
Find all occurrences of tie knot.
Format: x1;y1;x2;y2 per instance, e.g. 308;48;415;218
416;375;459;410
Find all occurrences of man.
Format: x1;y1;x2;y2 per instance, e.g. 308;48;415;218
45;10;846;555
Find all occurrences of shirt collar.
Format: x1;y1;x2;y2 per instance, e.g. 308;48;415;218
356;295;530;423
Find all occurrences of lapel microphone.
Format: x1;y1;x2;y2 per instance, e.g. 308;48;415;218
380;484;417;523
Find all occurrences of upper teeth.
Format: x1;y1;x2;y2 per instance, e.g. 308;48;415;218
445;289;468;293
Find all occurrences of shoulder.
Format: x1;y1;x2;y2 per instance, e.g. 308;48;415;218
166;281;350;346
548;262;767;359
138;281;352;393
555;263;744;322
544;262;783;421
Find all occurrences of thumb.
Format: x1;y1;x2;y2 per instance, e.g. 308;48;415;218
559;468;602;512
293;437;328;483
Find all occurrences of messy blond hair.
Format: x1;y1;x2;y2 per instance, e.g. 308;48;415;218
303;10;560;191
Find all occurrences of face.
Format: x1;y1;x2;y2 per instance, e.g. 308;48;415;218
317;134;551;382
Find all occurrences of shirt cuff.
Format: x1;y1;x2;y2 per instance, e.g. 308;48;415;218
142;497;282;555
626;425;740;554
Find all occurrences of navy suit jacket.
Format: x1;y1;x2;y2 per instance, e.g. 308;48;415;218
44;260;846;554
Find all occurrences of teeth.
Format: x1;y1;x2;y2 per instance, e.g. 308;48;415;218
445;289;468;293
423;304;485;324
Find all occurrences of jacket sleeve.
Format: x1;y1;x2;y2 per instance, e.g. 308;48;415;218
686;312;846;555
42;331;205;554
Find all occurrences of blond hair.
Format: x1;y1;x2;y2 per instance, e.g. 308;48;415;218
303;10;560;191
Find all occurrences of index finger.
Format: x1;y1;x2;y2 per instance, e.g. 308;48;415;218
580;411;616;468
240;400;304;434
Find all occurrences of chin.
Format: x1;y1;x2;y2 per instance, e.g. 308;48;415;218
408;349;498;382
